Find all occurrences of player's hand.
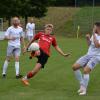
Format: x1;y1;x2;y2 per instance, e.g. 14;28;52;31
63;53;71;57
11;37;16;41
23;47;27;54
9;36;16;40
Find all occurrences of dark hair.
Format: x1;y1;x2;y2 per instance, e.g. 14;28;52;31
94;22;100;27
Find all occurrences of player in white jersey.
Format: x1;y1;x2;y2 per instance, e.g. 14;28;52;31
26;18;35;41
2;17;25;79
72;22;100;95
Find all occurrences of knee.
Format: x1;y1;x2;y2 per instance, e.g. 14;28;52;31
83;67;91;74
6;57;10;62
15;56;19;62
72;63;80;71
6;59;10;62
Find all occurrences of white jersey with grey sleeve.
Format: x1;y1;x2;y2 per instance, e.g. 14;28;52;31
5;26;23;48
75;33;100;70
87;33;100;56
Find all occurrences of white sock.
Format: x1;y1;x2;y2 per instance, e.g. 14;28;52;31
82;74;89;88
23;76;28;80
15;62;19;76
2;60;9;75
74;70;83;85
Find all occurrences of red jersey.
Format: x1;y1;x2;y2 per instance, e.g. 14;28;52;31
34;32;57;56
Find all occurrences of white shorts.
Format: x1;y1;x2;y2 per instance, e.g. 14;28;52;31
7;45;21;57
76;55;100;70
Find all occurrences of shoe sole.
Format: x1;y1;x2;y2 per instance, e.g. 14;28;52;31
79;92;86;96
77;89;83;93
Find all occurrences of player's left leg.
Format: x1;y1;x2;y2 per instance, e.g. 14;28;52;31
30;36;33;41
79;66;91;95
21;63;42;86
14;48;22;79
21;49;49;86
79;57;100;95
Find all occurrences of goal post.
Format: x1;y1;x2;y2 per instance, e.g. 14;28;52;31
0;18;4;40
0;18;3;31
73;0;100;38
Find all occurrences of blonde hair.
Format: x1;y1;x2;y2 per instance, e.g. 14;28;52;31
45;24;54;29
11;17;20;24
12;17;19;21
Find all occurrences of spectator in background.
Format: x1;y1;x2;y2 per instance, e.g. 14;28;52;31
26;18;35;41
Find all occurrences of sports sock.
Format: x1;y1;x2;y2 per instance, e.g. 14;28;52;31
15;62;19;76
82;74;89;88
74;70;83;85
27;71;33;79
2;60;9;75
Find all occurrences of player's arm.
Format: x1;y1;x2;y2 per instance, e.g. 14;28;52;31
86;34;91;46
20;37;25;48
25;29;28;35
33;24;35;34
52;37;70;57
26;38;35;49
93;33;100;48
20;29;26;48
5;36;15;40
54;46;70;57
23;38;35;53
24;33;41;53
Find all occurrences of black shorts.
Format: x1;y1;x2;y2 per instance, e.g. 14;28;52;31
37;49;49;68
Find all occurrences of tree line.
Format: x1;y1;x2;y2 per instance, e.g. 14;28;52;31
0;0;49;25
0;0;99;25
50;0;100;6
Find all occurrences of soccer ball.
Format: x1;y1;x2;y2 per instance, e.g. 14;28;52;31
28;42;39;51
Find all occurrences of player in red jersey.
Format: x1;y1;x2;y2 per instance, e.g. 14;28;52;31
21;24;70;85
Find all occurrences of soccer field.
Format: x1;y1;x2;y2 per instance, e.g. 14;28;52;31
0;37;100;100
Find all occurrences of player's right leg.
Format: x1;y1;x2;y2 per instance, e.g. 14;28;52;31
27;36;32;42
72;63;83;93
2;45;13;78
21;63;42;86
2;56;10;78
29;36;33;41
14;48;23;79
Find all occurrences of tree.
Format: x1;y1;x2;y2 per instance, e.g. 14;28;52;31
0;0;49;26
20;0;48;25
0;0;22;25
49;0;75;6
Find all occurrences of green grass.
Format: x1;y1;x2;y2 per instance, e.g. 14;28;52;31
34;7;79;37
34;7;100;37
0;37;100;100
